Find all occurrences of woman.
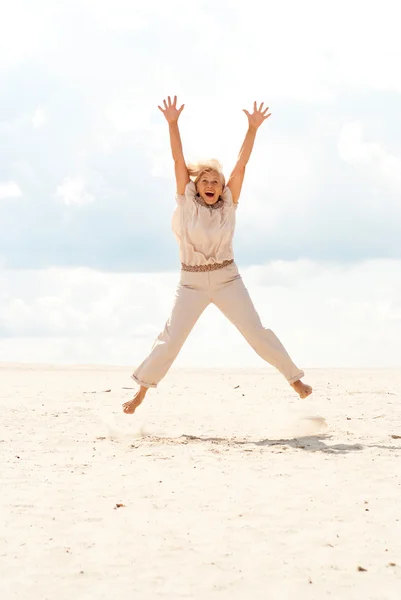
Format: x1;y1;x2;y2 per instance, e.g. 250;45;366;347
123;96;312;415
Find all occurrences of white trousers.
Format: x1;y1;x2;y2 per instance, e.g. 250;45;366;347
132;263;304;388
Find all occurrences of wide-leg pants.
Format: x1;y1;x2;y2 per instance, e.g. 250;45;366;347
132;263;304;388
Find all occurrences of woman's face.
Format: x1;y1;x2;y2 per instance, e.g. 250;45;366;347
196;170;224;205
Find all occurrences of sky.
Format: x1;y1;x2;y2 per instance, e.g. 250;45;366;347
0;0;400;369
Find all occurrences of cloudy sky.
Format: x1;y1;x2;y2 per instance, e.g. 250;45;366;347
1;0;400;369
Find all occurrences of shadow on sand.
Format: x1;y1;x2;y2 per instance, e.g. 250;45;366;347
179;434;400;454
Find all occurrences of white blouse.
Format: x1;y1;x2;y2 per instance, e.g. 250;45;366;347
172;181;237;267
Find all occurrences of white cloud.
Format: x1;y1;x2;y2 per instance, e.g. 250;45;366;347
224;0;401;97
83;0;211;33
83;0;150;30
55;177;95;206
0;1;57;68
338;122;401;194
32;107;46;129
0;181;22;199
104;88;153;133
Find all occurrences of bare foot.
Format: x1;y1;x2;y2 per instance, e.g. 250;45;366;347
290;380;313;399
122;387;147;415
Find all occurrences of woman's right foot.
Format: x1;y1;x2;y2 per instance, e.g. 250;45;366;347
290;380;313;399
122;388;147;415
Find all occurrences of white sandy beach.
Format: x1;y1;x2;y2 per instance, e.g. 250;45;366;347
1;365;400;599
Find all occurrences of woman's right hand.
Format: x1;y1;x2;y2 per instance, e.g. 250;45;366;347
158;96;184;123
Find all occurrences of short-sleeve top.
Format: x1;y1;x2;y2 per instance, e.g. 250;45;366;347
172;180;237;267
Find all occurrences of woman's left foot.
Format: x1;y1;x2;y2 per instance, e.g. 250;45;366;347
122;388;147;414
291;380;313;399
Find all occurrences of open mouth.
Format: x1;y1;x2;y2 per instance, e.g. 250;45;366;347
205;192;215;198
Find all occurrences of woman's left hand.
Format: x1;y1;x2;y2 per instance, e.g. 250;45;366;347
243;101;271;129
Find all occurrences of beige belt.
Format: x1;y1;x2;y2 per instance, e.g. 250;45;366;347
181;259;234;272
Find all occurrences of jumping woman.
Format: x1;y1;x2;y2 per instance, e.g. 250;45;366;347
123;96;312;415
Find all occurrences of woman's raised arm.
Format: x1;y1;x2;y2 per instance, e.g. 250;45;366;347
227;101;271;204
158;96;190;195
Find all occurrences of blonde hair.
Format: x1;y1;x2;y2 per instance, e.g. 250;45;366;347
187;159;226;188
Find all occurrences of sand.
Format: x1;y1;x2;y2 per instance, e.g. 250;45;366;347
1;365;401;599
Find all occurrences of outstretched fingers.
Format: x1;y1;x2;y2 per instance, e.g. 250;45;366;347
245;102;271;118
167;95;180;107
262;106;271;120
159;95;182;110
158;95;185;123
249;101;271;116
173;96;185;114
161;96;174;110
